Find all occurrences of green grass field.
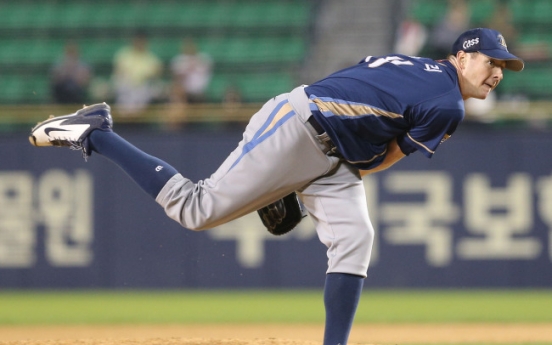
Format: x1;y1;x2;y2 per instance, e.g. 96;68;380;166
1;289;551;325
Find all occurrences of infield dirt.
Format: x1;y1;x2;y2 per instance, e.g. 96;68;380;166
1;323;552;345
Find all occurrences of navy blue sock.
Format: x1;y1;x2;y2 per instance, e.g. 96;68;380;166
323;273;364;345
89;130;179;198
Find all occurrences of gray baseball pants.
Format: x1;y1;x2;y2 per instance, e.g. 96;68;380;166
156;86;375;276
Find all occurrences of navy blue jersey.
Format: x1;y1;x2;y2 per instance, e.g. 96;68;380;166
304;54;464;170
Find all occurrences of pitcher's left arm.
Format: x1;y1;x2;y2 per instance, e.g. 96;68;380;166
360;138;405;177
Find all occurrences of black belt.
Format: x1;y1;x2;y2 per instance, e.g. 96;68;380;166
307;115;325;135
307;116;342;158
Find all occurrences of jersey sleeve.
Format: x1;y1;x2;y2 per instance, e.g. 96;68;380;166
397;103;464;158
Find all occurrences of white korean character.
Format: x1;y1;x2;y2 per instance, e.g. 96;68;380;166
38;169;94;266
0;172;35;267
457;173;541;260
537;174;552;261
381;171;459;267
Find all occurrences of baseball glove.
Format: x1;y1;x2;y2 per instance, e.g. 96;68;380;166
257;192;307;236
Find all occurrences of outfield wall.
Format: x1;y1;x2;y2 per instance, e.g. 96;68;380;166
1;125;551;288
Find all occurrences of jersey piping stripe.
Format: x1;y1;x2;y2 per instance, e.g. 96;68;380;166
310;96;403;119
346;147;387;165
257;102;294;138
406;132;435;154
229;100;295;171
307;100;390;165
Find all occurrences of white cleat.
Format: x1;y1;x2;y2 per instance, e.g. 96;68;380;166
29;103;113;158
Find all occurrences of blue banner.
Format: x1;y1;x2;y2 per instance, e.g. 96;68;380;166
1;126;551;288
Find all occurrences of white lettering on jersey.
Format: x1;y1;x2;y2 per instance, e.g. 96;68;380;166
368;56;414;68
424;64;442;72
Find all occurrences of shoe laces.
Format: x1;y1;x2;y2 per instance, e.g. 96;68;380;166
49;137;89;161
69;142;89;161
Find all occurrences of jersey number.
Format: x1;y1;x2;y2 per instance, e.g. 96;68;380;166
367;56;414;68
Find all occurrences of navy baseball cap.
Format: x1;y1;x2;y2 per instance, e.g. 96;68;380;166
451;28;524;71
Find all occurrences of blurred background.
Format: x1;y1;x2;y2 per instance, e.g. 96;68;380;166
1;0;552;290
1;0;551;127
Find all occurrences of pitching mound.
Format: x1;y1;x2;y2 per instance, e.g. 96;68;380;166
1;323;552;345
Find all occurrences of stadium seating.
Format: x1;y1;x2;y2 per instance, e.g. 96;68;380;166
410;0;552;100
2;1;550;104
0;75;49;105
410;0;495;26
0;0;314;104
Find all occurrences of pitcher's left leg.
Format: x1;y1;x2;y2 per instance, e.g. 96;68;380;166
299;162;374;345
300;162;374;277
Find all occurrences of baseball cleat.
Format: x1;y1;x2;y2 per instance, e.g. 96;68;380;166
29;102;113;158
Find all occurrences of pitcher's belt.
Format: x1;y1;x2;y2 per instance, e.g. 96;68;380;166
306;116;342;158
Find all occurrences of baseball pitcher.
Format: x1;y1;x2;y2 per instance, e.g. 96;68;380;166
29;28;523;345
